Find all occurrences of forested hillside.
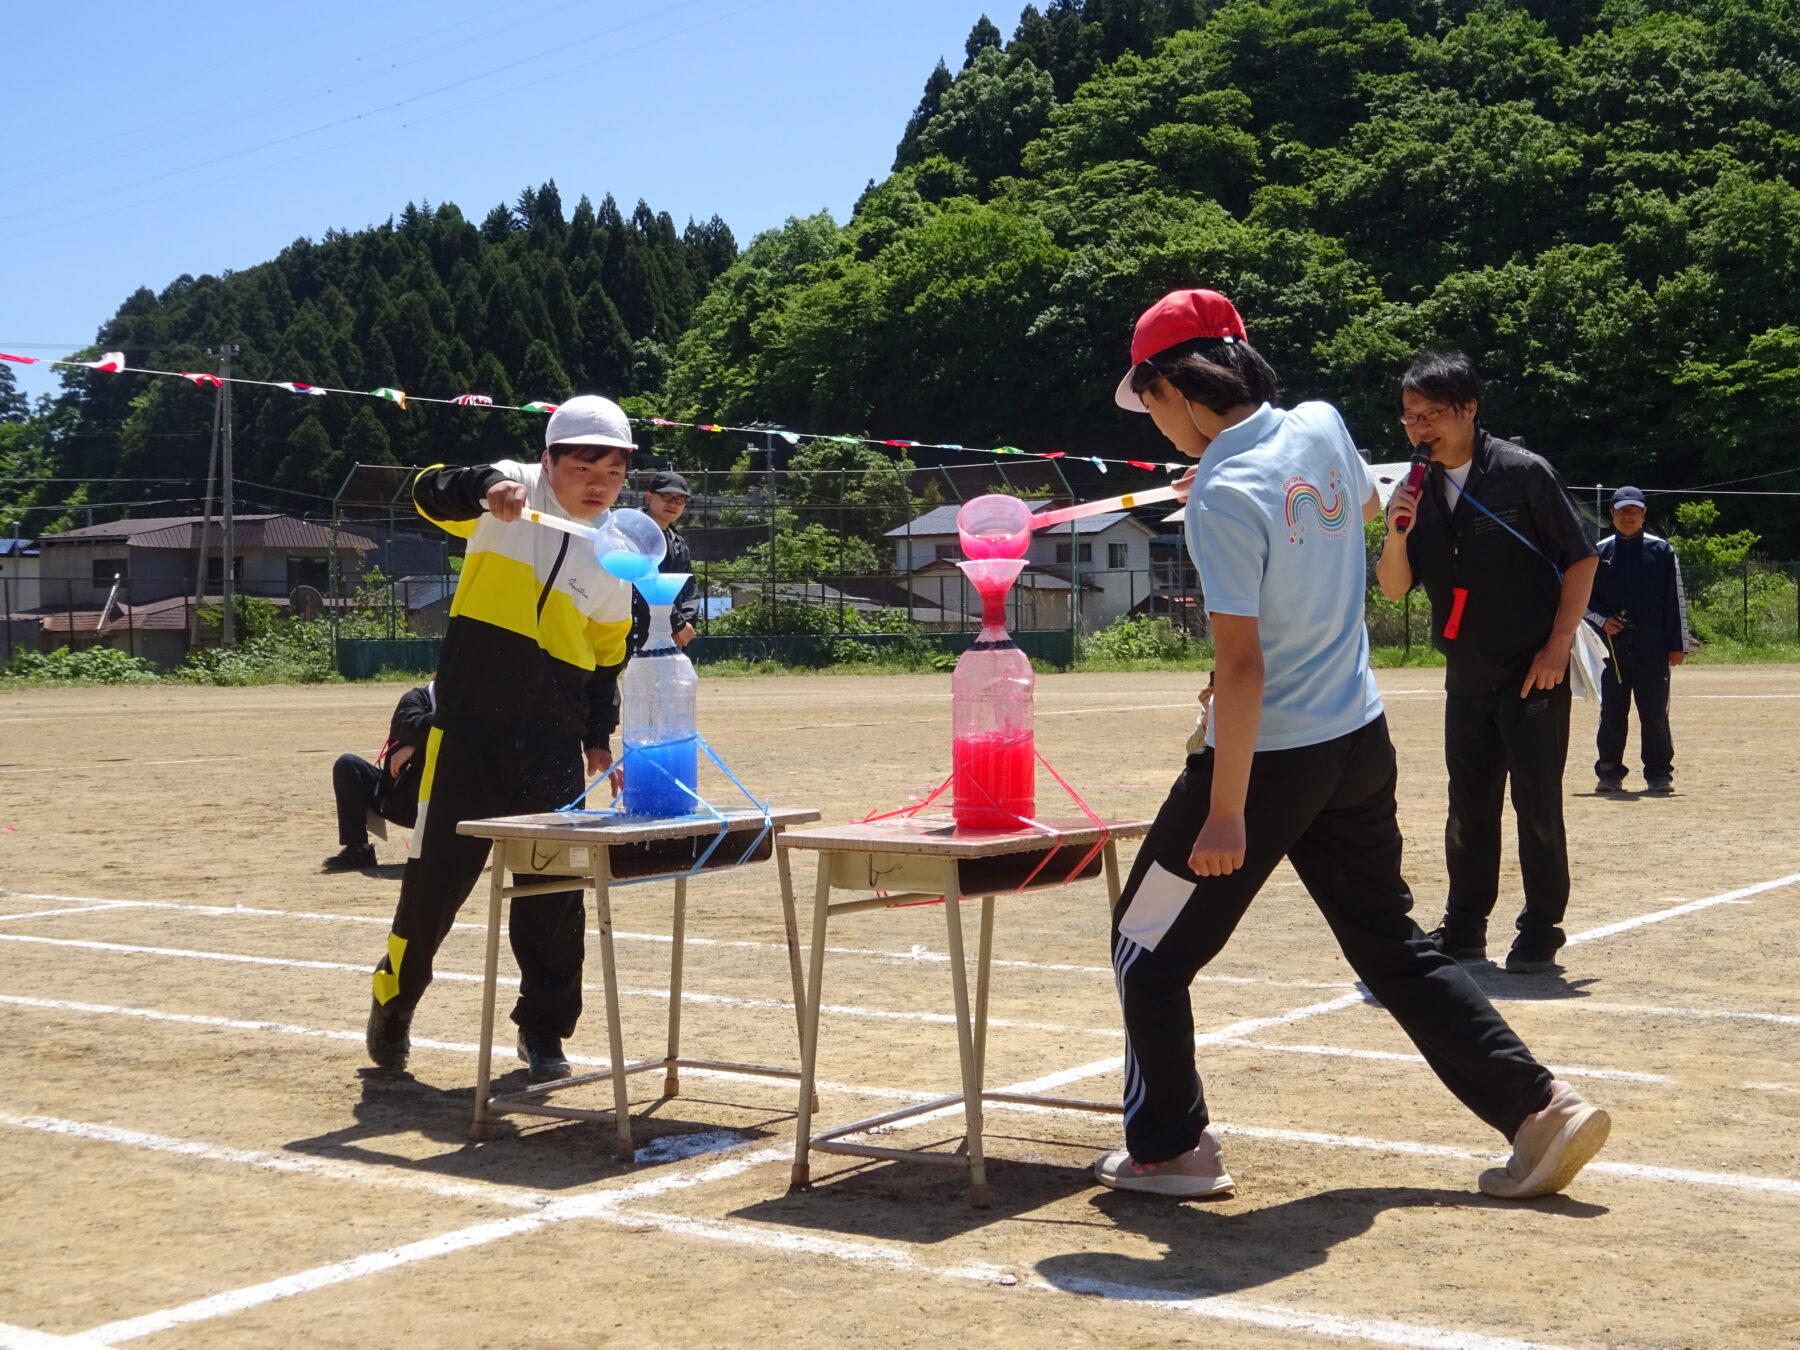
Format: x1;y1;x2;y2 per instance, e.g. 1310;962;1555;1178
664;0;1800;545
1;184;734;522
8;0;1799;551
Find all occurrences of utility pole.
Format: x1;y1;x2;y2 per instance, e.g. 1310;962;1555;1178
220;345;238;644
190;352;225;645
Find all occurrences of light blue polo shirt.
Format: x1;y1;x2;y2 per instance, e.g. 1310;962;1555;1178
1186;401;1384;752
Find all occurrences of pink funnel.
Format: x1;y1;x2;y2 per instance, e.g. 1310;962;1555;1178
956;495;1033;560
958;558;1024;627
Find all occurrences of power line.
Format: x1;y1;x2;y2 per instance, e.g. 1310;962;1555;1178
0;0;784;246
9;0;601;185
0;0;723;229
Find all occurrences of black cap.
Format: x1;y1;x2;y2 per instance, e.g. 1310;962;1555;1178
646;470;690;496
1610;485;1647;510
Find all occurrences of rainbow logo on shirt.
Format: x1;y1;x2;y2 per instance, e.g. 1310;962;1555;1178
1284;471;1348;543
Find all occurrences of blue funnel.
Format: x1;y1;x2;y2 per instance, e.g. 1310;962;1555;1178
633;571;692;606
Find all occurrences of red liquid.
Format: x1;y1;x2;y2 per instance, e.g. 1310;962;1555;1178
952;732;1036;830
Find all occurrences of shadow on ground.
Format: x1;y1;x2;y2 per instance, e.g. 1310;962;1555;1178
284;1068;783;1192
1036;1184;1607;1301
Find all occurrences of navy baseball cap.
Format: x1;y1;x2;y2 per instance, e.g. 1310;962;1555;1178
1610;486;1647;510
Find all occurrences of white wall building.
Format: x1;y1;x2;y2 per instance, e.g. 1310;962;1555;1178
884;502;1159;633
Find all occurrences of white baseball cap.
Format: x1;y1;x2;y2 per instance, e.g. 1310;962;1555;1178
544;394;636;451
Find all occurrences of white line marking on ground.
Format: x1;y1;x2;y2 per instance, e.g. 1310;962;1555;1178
1218;1039;1671;1084
0;932;1128;1036
0;1113;554;1210
0;1323;113;1350
1038;1274;1565;1350
1565;873;1800;945
1561;1001;1800;1027
13;1107;1578;1350
0;992;930;1102
1222;1125;1800;1197
0;756;245;776
0;905;126;923
1744;1082;1797;1094
75;1145;787;1346
0;888;1348;991
1680;693;1800;699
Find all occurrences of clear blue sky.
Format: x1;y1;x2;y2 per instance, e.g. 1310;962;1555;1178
1;0;1025;402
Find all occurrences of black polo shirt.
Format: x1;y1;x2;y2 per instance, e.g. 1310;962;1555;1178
1404;431;1595;695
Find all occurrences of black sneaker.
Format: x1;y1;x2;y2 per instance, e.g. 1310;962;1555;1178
1646;776;1673;794
1505;928;1567;974
517;1029;572;1084
365;997;412;1070
1426;921;1487;961
324;843;377;872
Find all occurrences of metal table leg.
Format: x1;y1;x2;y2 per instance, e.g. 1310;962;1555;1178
663;875;687;1097
790;858;833;1189
940;864;989;1208
469;846;507;1142
775;834;818;1112
592;860;634;1162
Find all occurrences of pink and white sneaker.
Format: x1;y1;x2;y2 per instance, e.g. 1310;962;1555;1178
1094;1123;1234;1197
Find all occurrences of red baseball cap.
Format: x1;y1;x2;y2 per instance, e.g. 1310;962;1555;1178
1115;288;1248;411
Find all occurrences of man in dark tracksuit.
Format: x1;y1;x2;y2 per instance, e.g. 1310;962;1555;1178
364;396;635;1082
323;683;434;871
1588;486;1689;793
1377;352;1597;974
627;470;700;654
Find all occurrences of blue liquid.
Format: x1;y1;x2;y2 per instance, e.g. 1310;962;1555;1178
621;738;699;817
599;549;658;581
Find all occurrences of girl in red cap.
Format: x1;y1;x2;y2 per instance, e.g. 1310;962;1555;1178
1095;290;1609;1202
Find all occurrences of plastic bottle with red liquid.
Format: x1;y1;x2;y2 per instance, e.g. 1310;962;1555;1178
951;497;1037;830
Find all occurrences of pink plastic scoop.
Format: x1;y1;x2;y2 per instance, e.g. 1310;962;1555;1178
1028;484;1183;530
956;487;1184;558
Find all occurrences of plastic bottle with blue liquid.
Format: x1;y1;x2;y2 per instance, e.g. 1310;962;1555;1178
619;570;700;816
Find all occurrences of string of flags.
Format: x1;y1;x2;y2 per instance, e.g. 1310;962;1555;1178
0;349;1188;475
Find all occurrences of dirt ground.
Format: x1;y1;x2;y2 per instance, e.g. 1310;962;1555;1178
0;665;1797;1349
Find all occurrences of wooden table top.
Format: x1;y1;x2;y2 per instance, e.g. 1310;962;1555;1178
458;806;821;845
775;815;1150;858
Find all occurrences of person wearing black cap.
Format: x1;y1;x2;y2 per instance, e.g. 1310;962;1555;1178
1587;486;1688;793
628;470;699;653
1375;352;1598;975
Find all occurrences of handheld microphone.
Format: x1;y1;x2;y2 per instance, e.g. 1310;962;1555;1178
1391;450;1431;532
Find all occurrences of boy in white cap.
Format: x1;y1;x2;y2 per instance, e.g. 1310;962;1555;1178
365;396;636;1082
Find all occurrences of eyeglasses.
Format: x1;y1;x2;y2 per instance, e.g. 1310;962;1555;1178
649;492;689;505
1396;406;1453;427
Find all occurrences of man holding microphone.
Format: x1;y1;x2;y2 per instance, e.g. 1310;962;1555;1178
1375;352;1597;974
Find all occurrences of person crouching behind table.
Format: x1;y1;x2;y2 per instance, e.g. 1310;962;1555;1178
364;396;635;1083
1095;288;1609;1202
1588;486;1689;794
323;682;435;872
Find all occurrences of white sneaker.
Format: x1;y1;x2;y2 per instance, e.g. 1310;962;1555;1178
1479;1079;1611;1199
1095;1123;1234;1197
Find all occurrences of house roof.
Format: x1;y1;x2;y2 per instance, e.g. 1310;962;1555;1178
0;538;38;558
35;593;199;633
886;502;1140;539
42;513;375;552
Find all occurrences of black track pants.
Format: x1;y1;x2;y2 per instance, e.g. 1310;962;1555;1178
372;721;587;1038
333;754;381;848
1443;680;1572;938
1111;716;1552;1165
1595;656;1673;783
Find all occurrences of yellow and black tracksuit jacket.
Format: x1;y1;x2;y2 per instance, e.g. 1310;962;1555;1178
414;459;632;737
409;460;632;836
